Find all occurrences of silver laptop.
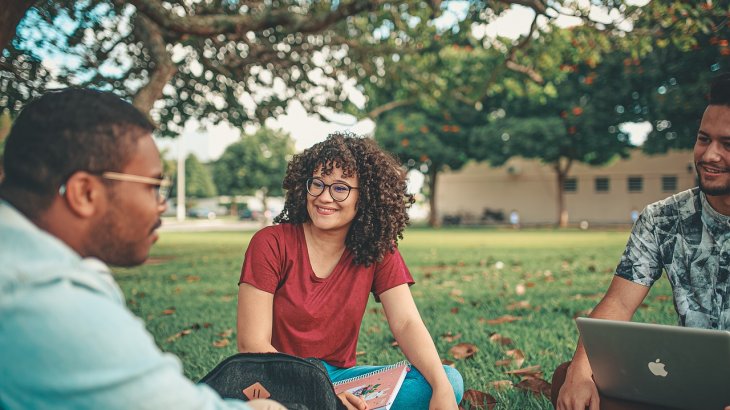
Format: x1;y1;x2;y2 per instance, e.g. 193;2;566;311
576;317;730;410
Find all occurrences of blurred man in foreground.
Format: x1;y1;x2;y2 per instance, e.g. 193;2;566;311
0;88;282;410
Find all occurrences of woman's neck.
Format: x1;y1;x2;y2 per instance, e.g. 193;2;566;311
303;222;347;253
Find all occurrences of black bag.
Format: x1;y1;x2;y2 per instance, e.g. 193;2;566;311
199;352;347;410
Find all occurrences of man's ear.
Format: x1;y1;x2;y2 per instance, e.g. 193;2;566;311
61;172;106;218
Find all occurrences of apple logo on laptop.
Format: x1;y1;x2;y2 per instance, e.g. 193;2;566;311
648;359;668;377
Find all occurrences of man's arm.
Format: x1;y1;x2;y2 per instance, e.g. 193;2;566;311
556;276;651;410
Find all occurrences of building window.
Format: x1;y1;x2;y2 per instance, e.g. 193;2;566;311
595;177;610;192
662;175;678;192
628;176;643;192
564;177;578;192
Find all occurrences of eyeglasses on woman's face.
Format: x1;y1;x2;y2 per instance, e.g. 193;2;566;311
305;177;358;202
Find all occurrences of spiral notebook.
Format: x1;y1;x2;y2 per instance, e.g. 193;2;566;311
333;361;410;410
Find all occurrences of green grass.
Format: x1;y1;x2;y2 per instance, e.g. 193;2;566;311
114;228;675;409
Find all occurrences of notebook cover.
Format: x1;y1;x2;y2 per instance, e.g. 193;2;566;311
333;361;410;410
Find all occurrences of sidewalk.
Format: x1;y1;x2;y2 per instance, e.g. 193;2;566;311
159;217;263;232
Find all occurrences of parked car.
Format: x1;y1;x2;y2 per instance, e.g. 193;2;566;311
188;207;216;220
238;208;262;220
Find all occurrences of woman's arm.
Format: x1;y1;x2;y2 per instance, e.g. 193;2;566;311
236;283;278;353
380;284;457;410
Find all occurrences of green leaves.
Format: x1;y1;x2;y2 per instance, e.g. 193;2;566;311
212;127;293;198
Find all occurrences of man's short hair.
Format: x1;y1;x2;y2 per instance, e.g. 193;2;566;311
709;73;730;106
1;88;154;215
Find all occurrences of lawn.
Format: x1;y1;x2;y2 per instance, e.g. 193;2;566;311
114;227;675;409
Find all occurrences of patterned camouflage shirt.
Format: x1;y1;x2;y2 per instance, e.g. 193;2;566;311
616;187;730;330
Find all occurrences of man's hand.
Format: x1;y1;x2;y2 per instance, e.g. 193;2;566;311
337;392;368;410
247;399;287;410
556;368;600;410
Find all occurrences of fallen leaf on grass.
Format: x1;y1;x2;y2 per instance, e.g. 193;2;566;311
515;376;552;399
356;351;366;356
480;315;521;325
459;389;497;410
488;333;514;346
166;328;193;343
451;307;460;314
185;275;201;282
162;307;176;315
495;349;525;367
506;300;530;311
487;380;513;390
449;343;478;360
212;339;230;348
505;365;542;378
218;328;234;338
441;332;462;343
515;284;526;295
506;349;525;367
654;295;671;301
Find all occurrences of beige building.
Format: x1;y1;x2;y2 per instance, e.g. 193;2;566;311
436;150;697;226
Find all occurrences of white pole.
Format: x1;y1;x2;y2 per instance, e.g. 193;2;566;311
176;135;186;221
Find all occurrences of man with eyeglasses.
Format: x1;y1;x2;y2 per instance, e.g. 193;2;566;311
0;88;281;409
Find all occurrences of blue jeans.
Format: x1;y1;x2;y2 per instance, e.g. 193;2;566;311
322;361;464;409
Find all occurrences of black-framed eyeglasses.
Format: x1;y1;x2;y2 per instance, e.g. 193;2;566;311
59;171;172;204
305;177;359;202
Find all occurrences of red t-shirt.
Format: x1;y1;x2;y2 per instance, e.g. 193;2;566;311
239;223;414;367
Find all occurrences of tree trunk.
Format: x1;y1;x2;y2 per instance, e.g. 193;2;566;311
553;158;573;228
0;1;36;52
260;187;269;228
427;168;440;228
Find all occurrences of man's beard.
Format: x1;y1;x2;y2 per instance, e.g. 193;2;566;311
697;165;730;196
88;203;154;267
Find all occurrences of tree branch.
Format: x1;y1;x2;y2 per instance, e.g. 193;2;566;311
367;98;416;119
128;0;382;37
131;14;177;116
1;0;37;52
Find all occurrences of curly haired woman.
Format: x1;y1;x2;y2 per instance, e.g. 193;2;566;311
236;132;464;410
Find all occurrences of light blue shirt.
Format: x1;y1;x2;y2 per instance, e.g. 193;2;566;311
0;200;250;409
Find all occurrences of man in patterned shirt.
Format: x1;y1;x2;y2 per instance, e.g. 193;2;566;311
553;73;730;410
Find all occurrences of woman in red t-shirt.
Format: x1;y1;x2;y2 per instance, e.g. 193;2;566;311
236;132;463;410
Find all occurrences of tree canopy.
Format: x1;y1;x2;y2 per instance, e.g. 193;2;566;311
3;0;660;134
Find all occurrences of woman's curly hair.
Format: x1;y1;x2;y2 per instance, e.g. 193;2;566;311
274;132;415;266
